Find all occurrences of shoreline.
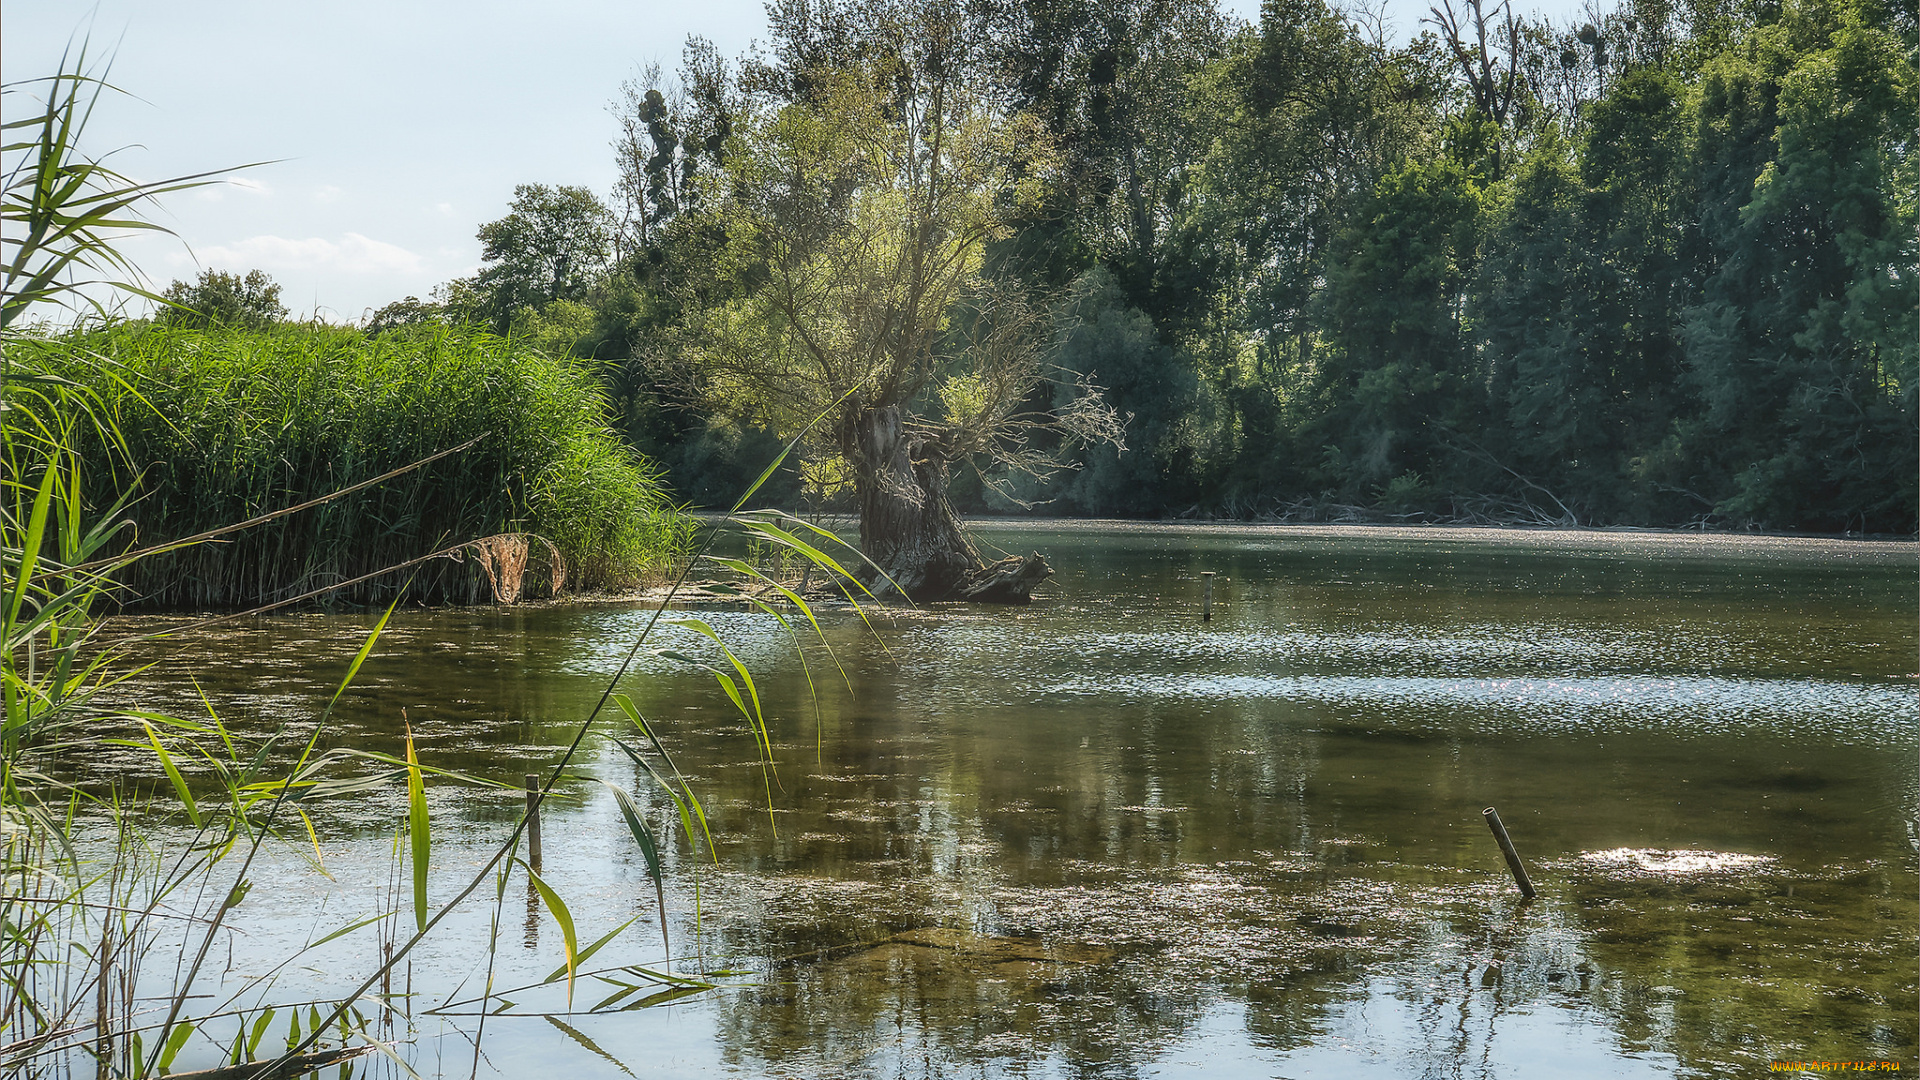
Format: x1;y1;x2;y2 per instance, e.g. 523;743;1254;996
956;515;1919;546
99;517;1914;628
698;510;1916;546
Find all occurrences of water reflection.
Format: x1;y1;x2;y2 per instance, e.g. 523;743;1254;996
97;525;1914;1078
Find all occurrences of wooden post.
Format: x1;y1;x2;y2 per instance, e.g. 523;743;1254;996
1482;806;1535;899
1201;572;1216;621
524;773;542;872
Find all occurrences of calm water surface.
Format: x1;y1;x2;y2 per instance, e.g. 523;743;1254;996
104;524;1917;1079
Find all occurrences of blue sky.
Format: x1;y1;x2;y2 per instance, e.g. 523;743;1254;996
6;0;1581;324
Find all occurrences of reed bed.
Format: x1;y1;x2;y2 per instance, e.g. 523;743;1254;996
0;52;836;1076
1;350;861;1076
15;321;692;607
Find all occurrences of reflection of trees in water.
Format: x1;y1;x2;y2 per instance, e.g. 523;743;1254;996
1566;862;1919;1068
711;935;1208;1078
1226;860;1918;1079
1234;901;1631;1080
650;681;1407;1076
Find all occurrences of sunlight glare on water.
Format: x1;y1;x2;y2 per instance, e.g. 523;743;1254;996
1579;848;1779;875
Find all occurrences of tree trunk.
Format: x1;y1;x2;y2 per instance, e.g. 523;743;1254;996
853;405;1050;603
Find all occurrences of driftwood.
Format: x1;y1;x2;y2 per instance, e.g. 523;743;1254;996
957;552;1051;605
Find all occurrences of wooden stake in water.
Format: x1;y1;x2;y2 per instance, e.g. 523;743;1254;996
1201;572;1216;621
524;773;542;872
1482;806;1536;899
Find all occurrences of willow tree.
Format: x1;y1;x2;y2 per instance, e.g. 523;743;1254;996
691;0;1120;602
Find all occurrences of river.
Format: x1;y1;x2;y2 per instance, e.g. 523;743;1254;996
93;523;1917;1078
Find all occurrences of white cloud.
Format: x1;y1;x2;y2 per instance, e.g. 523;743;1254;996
435;202;455;217
197;233;424;276
314;185;344;203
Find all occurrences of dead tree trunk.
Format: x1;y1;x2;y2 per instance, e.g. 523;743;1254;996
852;405;1050;603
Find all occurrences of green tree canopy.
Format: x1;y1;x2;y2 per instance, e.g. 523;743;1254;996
688;0;1120;599
441;183;614;333
158;268;287;330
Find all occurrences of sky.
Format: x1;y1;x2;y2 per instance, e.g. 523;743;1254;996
5;0;1580;325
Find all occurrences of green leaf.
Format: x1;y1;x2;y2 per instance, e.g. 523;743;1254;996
592;776;675;963
142;721;201;828
610;696;715;862
543;911;641;985
157;1019;195;1072
246;1008;275;1058
308;911;394;950
609;735;706;863
593;779;663;884
328;601;396;713
404;723;429;932
521;860;580;1006
6;459;56;629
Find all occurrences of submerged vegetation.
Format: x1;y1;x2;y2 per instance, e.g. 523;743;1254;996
16;321;692;608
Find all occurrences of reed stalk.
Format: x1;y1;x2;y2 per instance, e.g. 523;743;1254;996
16;320;693;607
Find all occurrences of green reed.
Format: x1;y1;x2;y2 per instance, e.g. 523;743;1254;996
15;320;693;607
2;355;878;1076
2;44;873;1073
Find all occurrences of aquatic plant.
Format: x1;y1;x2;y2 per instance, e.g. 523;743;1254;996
3;348;872;1073
2;41;879;1079
15;320;694;607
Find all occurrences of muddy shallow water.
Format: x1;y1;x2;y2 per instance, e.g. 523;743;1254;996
91;524;1916;1078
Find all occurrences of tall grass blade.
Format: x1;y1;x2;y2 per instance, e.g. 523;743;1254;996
589;779;671;963
5;459;56;630
156;1019;194;1072
541;913;641;985
308;912;392;951
665;619;767;739
519;861;579;1006
141;721;200;827
330;604;395;715
246;1009;275;1059
608;696;715;858
404;723;429;933
665;617;781;825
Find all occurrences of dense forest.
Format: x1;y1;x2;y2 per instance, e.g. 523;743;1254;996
358;0;1911;535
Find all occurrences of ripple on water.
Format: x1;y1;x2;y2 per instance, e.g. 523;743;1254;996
909;620;1893;679
1022;671;1913;743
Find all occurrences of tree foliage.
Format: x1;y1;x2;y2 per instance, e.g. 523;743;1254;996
416;0;1916;535
159;268;287;330
441;183;615;333
678;0;1119;595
